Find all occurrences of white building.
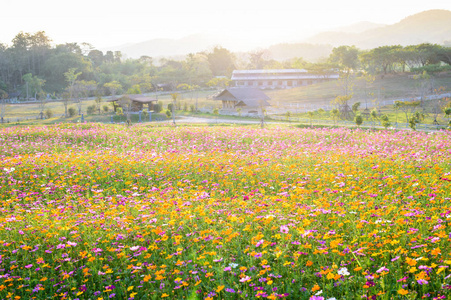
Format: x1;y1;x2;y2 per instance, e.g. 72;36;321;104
231;69;339;89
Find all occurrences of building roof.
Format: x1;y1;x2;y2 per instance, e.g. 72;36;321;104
231;69;339;81
232;69;308;74
107;94;158;103
214;88;270;107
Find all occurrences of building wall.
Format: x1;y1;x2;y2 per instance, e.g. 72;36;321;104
234;79;325;89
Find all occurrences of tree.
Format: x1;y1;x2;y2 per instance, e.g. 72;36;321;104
370;108;378;128
308;111;314;127
170;93;179;125
104;81;122;98
329;46;360;74
395;100;421;124
380;114;391;129
75;80;97;115
22;73;46;118
236;107;242;117
354;113;363;127
444;107;451;123
351;102;361;115
0;89;8;123
213;107;219;123
94;90;103;114
331;108;339;126
206;77;231;89
116;107;124;122
207;47;236;76
285;111;292;123
64;68;81;117
61;92;71;118
332;95;353;120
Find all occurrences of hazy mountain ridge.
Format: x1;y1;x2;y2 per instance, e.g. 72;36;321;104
112;9;451;60
305;9;451;48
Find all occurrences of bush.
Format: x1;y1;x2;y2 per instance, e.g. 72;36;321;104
354;114;363;127
381;114;391;129
87;105;96;115
103;105;109;113
44;109;53;119
68;107;76;117
153;102;162;113
165;109;172;118
167;103;174;112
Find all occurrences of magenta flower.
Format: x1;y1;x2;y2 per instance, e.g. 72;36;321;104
280;225;289;234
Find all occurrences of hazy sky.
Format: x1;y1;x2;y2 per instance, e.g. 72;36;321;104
2;0;450;50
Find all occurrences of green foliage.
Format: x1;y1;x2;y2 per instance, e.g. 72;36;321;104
126;84;141;95
285;111;292;122
87;105;96;115
411;64;451;74
329;45;360;73
116;107;124;116
153;102;162;113
352;102;361;113
102;105;109;113
381;114;391;128
44;108;53;119
68;107;76;117
354;114;363;127
165;109;172;118
370;108;378;120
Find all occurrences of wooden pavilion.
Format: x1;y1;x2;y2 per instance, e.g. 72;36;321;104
214;88;270;114
107;94;158;112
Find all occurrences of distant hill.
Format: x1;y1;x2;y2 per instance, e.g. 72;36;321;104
108;9;451;60
333;21;386;34
110;34;223;59
305;9;451;48
265;43;333;62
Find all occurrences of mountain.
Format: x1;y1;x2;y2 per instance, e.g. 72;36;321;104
333;21;386;34
107;9;451;60
109;34;223;59
265;43;333;62
305;9;451;48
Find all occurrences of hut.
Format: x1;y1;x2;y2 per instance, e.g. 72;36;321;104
214;88;270;114
107;94;158;112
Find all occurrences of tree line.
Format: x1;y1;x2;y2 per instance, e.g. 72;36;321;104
1;31;450;102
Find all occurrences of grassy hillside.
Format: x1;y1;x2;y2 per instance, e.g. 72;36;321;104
265;73;451;106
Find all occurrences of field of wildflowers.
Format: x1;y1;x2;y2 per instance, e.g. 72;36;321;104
0;124;450;300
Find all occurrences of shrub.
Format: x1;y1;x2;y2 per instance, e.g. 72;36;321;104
354;114;363;127
44;109;53;119
103;105;109;113
87;105;96;115
153;102;162;113
68;107;76;117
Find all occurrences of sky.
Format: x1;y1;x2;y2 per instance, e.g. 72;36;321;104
2;0;451;51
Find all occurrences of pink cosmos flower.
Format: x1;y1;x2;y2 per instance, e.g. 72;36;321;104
280;225;289;234
239;275;251;282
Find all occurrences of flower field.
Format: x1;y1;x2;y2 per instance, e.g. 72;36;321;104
1;124;451;300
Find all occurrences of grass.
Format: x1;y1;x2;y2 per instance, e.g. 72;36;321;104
265;73;451;106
